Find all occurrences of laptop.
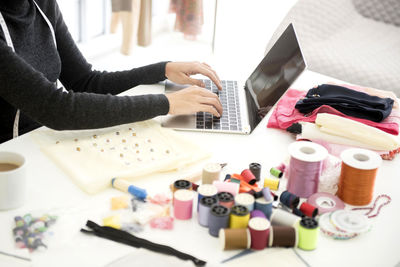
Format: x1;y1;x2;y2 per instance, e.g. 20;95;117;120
162;23;306;134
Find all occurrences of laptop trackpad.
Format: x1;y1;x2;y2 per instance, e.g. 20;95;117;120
162;114;196;129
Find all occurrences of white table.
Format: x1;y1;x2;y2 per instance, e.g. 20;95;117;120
0;71;399;267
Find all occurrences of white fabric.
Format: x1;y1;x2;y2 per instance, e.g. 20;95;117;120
315;113;400;151
32;120;211;194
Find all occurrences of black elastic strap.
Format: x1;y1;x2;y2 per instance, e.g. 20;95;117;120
81;220;206;266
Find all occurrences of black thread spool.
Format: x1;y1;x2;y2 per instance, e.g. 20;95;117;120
292;207;305;218
173;179;192;191
280;191;300;209
249;163;261;181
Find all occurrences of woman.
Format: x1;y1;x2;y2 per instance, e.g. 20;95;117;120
0;0;222;143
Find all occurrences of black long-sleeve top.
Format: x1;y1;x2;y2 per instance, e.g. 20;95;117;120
0;0;170;143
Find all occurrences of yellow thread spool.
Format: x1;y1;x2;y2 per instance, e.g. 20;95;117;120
298;217;319;251
264;177;280;191
229;205;250;229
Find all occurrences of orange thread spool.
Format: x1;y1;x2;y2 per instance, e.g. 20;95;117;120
337;149;382;206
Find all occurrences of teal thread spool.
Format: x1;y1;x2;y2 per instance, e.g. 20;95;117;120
298;217;319;250
270;167;283;178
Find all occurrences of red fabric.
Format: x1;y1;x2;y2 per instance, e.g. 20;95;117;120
267;89;400;135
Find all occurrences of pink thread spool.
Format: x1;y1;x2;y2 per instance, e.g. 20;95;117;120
248;217;270;250
287;141;328;198
241;169;257;185
174;189;195;220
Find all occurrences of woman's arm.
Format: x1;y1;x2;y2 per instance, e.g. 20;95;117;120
0;43;169;131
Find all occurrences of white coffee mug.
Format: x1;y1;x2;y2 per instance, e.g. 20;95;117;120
0;151;26;210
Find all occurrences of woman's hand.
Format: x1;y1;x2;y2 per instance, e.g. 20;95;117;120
165;61;222;90
166;86;223;117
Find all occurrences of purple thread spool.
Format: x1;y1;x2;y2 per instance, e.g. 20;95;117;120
262;187;273;202
208;205;230;237
250;210;266;219
198;196;217;227
286;142;327;198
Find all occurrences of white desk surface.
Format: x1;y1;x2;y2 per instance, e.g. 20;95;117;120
0;71;399;267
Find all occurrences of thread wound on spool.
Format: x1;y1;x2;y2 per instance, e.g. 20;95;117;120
287;141;328;198
270;167;283;178
219;228;251;250
241;169;257;185
248;217;270;250
234;193;255;212
269;226;297;247
298;217;319;251
299;202;318;218
202;163;221;184
249;163;261;181
208;205;230;237
229;205;250;229
173;179;192;191
337;149;381;206
280;191;300;209
307;192;345;215
217;192;235;208
254;197;273;220
198;196;217;227
264;177;280;191
173;189;194;220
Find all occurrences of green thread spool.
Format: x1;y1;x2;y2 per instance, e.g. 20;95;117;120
298;217;319;250
270;167;283;178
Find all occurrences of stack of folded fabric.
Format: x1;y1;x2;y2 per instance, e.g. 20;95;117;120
268;84;400;160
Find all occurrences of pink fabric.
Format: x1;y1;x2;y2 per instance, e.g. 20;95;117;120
267;88;400;135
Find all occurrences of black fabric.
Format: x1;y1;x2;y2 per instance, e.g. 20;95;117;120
295;84;394;122
0;0;169;143
81;220;206;266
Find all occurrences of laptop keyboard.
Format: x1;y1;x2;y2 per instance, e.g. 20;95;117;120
196;80;242;131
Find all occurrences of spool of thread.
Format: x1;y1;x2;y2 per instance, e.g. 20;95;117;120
229;205;250;229
263;177;280;191
202;163;221;184
280;191;300;209
337;148;382;206
111;178;147;200
172;179;192;193
198;196;218;227
269;226;297;247
248;217;270;250
299;202;318;218
191;183;199;191
270;167;283;178
208;205;230;237
249;189;264;199
286;141;328;198
298;217;319;251
219;228;251;250
234;193;255;211
270;209;301;227
241;169;257;185
217;192;235;209
173;189;194;220
307;192;345;215
213;181;239;196
250;209;266;219
249;163;261;181
262;187;273;202
197;184;218;210
254;197;273;220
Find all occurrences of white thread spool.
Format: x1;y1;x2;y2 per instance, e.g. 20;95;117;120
202;163;221;184
234;193;255;212
270;208;301;228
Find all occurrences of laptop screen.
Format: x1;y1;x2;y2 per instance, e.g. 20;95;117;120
245;24;306;131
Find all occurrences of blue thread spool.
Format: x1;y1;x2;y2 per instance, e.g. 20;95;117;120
254;197;273;220
197;184;218;210
208;205;230;237
280;191;300;209
198;196;217;227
